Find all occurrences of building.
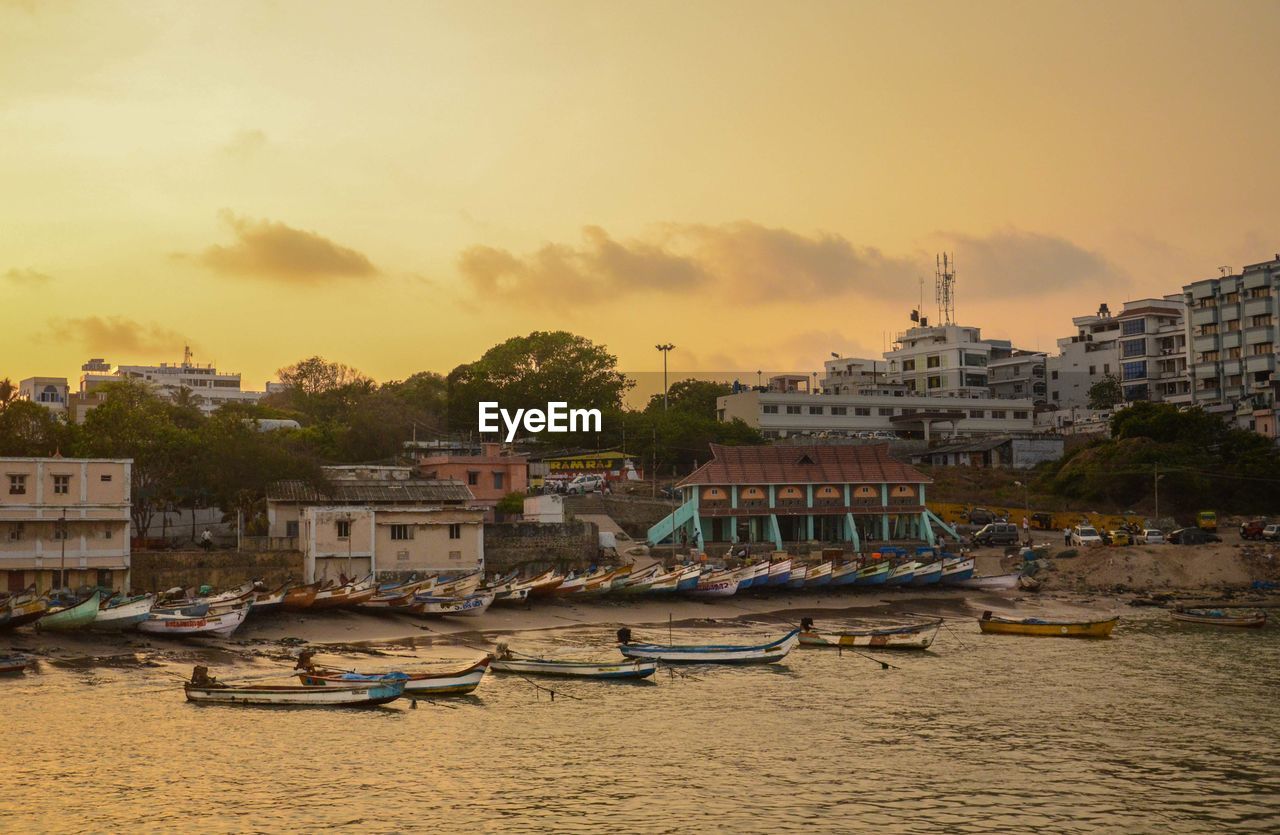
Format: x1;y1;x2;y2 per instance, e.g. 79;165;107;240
1184;256;1280;424
819;357;892;395
75;349;272;418
1114;296;1190;404
17;377;69;415
884;324;1014;398
0;457;132;593
540;450;641;489
266;476;474;543
300;505;484;583
906;436;1064;469
416;442;529;514
717;389;1035;441
987;352;1047;403
1047;303;1120;409
645;444;955;551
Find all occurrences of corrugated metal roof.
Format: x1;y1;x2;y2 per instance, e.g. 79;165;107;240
267;480;474;503
678;444;930;487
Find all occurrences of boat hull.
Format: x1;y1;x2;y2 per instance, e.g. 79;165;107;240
408;592;495;617
909;561;944;586
951;573;1022;590
36;591;102;631
3;598;49;628
91;595;154;630
491;658;658;679
619;630;800;664
139;606;249;638
186;680;404;707
978;615;1117;638
1171;610;1267;628
800;620;941;650
301;657;491;696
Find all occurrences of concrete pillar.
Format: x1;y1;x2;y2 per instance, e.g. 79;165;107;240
846;513;860;551
768;514;783;550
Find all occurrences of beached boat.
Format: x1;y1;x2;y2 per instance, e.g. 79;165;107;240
909;560;944;586
2;594;48;629
803;561;833;588
674;565;702;592
940;557;975;584
0;655;31;674
299;656;492;696
687;571;740;598
619;629;800;664
36;591;102;632
799;619;941;650
1170;608;1267;628
978;611;1118;638
91;594;154;630
884;561;918;587
356;588;419;611
433;571;483;598
492;586;531;605
525;569;565;597
830;562;860;587
646;566;685;593
491;652;657;680
766;559;792;587
785;565;810;589
854;562;892;586
139;605;249;638
310;582;378;610
950;573;1022;590
614;564;661;595
151;601;211;617
282;581;323;610
407;591;495;617
249;581;292;614
185;666;404;707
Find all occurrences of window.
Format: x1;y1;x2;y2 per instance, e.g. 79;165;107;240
53;523;69;540
786;405;801;415
96;569;112;588
927;376;942;389
449;550;463;561
466;471;479;486
854;407;870;416
1121;319;1146;335
103;527;112;540
1051;370;1059;380
1122;361;1147;380
1124;384;1149;401
1254;343;1274;356
336;520;351;539
878;407;894;416
1200;350;1220;362
1250;287;1272;299
53;474;70;495
448;523;462;539
1013;411;1028;419
964;353;988;367
809;406;823;415
100;474;112;482
926;355;941;368
1225;292;1240;304
1088;366;1096;376
1226;319;1241;332
969;410;984;419
286;521;299;538
8;475;26;495
762;405;778;414
1228;347;1242;359
391;524;413;541
990;410;1006;419
8;524;22;541
1251;314;1273;328
493;472;504;490
1199;323;1219;336
1121;339;1145;357
902;359;916;371
830;406;847;416
1103;364;1110;374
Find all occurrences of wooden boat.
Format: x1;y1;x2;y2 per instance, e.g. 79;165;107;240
830;562;860;587
1170;608;1267;628
686;571;740;598
603;564;634;591
90;594;154;630
673;565;703;592
139;605;249;638
908;560;944;586
249;581;292;614
525;569;565;597
491;586;531;605
553;567;611;597
2;594;48;629
356;586;421;611
406;591;495;617
433;571;483;598
765;559;792;587
785;565;810;589
803;561;834;588
978;611;1118;638
36;591;102;632
646;566;685;593
800;619;942;650
185;667;404;707
950;573;1022;590
854;562;892;586
491;653;658;680
310;583;379;610
614;565;661;594
299;656;491;696
620;629;800;664
940;557;975;584
282;581;323;610
884;561;918;587
151;602;210;617
0;655;31;674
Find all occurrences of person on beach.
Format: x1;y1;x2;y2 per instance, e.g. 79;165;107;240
1063;527;1071;546
200;529;213;550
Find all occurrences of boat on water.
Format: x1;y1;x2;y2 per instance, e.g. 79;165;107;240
799;617;941;650
950;573;1022;590
492;646;657;679
407;591;495;617
90;594;155;630
939;557;975;584
803;561;834;588
1;593;48;629
909;560;944;586
36;591;102;632
1170;608;1267;628
686;571;740;598
185;666;404;707
978;611;1118;638
0;655;31;674
619;628;800;664
298;654;492;696
139;605;249;638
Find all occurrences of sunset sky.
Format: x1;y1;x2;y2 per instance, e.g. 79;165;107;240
3;0;1279;390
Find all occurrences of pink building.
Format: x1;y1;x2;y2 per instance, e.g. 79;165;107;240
417;443;529;513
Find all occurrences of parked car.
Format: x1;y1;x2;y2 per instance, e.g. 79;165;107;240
1136;529;1165;545
1240;520;1267;540
967;508;997;526
1169;527;1223;545
1264;524;1280;542
1108;530;1131;546
973;523;1020;547
1070;525;1104;546
565;474;606;495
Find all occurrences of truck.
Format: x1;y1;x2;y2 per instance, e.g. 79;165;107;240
1197;511;1218;533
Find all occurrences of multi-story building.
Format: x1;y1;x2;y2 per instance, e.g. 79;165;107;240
1047;303;1121;409
17;377;70;414
1114;296;1190;404
987;352;1047;403
76;349;272;418
1184;257;1280;424
819;357;889;395
416;442;529;516
645;443;954;551
300;505;484;583
884;324;1013;398
717;389;1035;441
0;457;132;593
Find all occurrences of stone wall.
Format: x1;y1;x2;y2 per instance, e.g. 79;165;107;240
483;520;601;573
130;549;303;592
564;494;678;538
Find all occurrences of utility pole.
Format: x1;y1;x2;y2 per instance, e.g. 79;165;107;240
1153;463;1160;522
655;344;675;410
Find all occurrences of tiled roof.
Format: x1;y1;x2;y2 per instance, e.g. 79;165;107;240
679;444;931;487
267;480;474;504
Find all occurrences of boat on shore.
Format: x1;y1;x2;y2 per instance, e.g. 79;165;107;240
766;559;792;587
619;629;800;664
249;581;292;614
524;569;565;597
830;562;860;587
940;557;975;584
309;582;378;610
909;560;944;586
1171;608;1267;628
803;561;833;588
854;561;892;586
884;561;917;586
407;591;495;617
36;591;102;632
0;655;32;674
950;573;1022;590
786;565;809;589
2;593;48;629
687;571;739;598
282;581;323;610
492;586;531;605
139;605;249;638
799;618;941;650
185;666;404;707
298;655;492;696
91;594;155;630
978;611;1117;638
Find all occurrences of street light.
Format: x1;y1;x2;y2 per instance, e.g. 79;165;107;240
655;344;675;411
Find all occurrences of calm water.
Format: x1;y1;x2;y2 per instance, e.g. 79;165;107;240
2;609;1278;833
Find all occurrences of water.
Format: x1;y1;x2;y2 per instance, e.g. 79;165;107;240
2;610;1278;833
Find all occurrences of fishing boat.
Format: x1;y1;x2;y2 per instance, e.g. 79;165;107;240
139;605;249;638
619;628;800;664
909;560;944;586
525;569;565;597
950;573;1022;590
356;587;420;612
830;562;860;587
803;561;833;588
766;559;792;587
492;586;531;605
552;567;606;597
785;565;810;589
282;581;323;610
2;593;48;629
939;557;975;584
883;561;918;587
686;571;740;598
249;581;292;614
646;566;686;593
614;564;661;595
674;565;702;592
978;611;1118;638
1170;608;1267;628
310;582;378;610
491;648;657;680
407;591;495;617
151;601;211;617
36;591;102;632
799;618;941;650
90;594;154;630
298;656;492;696
433;571;483;598
853;561;892;586
185;666;404;707
0;655;31;674
603;564;634;591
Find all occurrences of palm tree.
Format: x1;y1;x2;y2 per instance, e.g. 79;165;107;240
0;378;17;410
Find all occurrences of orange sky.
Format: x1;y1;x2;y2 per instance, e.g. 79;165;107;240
3;0;1278;388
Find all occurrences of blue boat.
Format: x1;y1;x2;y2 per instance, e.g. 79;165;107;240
883;561;917;586
830;563;860;586
853;562;892;586
909;560;944;586
674;567;702;592
940;557;975;584
804;562;834;587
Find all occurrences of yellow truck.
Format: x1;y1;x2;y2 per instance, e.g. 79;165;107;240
1197;511;1218;533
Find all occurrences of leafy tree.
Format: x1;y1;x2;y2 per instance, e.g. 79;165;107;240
0;378;17;407
496;491;526;516
0;400;74;457
645;378;730;418
1087;374;1123;410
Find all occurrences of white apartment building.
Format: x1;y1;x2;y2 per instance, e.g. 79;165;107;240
1047;304;1121;409
987;352;1047;403
18;377;70;414
77;350;271;416
718;389;1035;441
884;324;1013;398
819;357;891;394
1115;296;1190;404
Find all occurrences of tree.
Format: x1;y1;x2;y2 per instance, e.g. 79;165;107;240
0;378;17;408
277;356;370;396
496;491;526;516
1087;374;1123;410
0;400;73;457
645;378;730;418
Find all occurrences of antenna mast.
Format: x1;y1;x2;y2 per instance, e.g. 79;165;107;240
935;252;957;325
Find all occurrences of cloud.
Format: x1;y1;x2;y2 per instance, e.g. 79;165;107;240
49;316;191;356
221;129;267;160
4;267;51;285
935;228;1126;296
193;211;379;283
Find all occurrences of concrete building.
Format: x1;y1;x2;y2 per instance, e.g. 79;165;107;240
906;436;1064;469
0;457;132;593
416;442;529;515
645;443;955;551
717;389;1035;441
1115;296;1190;404
1047;303;1121;409
819;357;890;394
884;324;1013;398
300;505;484;583
1184;256;1280;425
266;477;473;543
75;350;272;418
17;377;69;415
987;352;1047;403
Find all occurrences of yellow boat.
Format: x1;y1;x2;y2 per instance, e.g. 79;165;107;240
978;611;1118;638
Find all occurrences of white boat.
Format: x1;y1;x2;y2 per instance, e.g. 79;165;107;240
940;557;976;583
491;656;658;679
492;586;531;605
950;572;1022;590
619;629;800;664
139;605;249;637
434;571;482;597
299;656;491;696
803;561;834;587
408;592;495;617
800;619;942;650
766;558;792;586
185;668;404;707
90;594;155;630
686;572;740;598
